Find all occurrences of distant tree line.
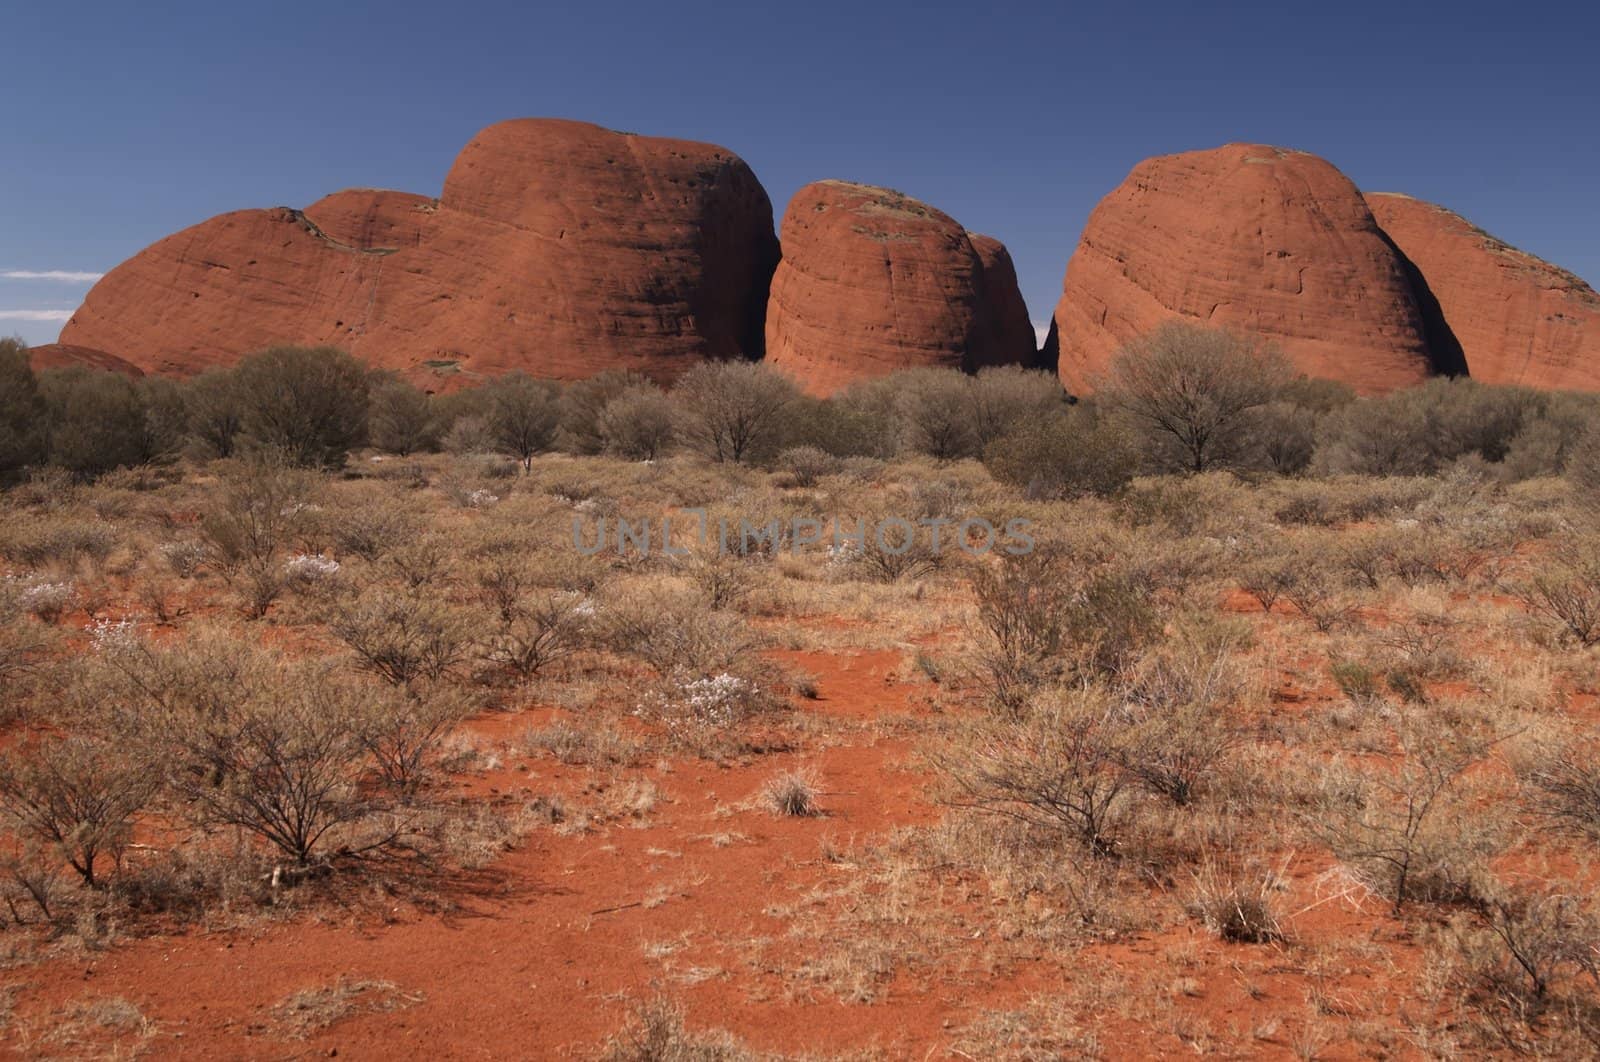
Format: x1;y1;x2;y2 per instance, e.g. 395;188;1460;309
4;327;1600;491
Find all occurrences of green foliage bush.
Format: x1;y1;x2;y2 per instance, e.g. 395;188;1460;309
232;345;371;468
0;338;48;476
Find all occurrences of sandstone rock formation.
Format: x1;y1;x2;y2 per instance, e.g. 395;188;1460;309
1367;193;1600;390
59;119;779;388
968;234;1041;372
26;343;144;377
1052;144;1438;396
763;181;1035;395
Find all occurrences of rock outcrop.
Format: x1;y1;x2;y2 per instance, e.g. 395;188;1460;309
59;119;780;388
763;181;1035;395
1367;193;1600;390
26;343;144;377
1052;144;1438;395
968;234;1041;372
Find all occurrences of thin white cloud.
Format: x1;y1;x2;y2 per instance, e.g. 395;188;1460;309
1;270;103;282
0;310;73;321
1032;320;1052;348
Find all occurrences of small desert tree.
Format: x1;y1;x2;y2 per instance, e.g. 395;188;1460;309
1312;393;1434;476
0;734;156;887
560;369;650;454
965;365;1066;451
895;368;978;460
182;368;246;459
485;371;561;471
1566;425;1600;509
1098;322;1291;473
673;360;799;464
598;384;677;460
233;345;371;468
0;338;47;475
367;375;438;455
38;366;150;477
983;402;1139;498
136;375;189;464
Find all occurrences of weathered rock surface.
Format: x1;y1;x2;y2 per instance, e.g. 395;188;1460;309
967;233;1041;372
59;119;779;388
763;181;1035;395
1367;193;1600;390
26;343;144;377
1052;144;1438;395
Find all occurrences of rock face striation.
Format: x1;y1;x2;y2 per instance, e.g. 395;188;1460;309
1366;193;1600;391
1051;144;1439;396
763;181;1036;395
59;119;779;388
26;343;144;377
57;124;1600;399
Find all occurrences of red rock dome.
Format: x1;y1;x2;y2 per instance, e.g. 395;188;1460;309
59;119;779;389
764;181;1035;396
1367;192;1600;391
1052;144;1438;395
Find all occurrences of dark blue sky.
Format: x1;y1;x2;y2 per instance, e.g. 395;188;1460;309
3;0;1596;346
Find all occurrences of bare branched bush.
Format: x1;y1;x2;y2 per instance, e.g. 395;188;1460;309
1;515;119;571
162;674;392;869
1330;658;1384;708
0;735;156;887
0;616;50;718
1239;554;1296;613
940;687;1135;857
89;637;418;871
680;549;756;611
848;516;942;584
384;533;454;588
360;683;474;798
966;549;1162;714
1515;541;1600;647
1279;561;1359;633
483;591;590;682
1436;885;1600;1048
330;589;474;687
1098;322;1292;473
200;461;321;618
966;551;1074;715
323;497;421;562
1309;719;1499;913
673;361;799;464
598;580;758;677
1518;738;1600;842
1113;640;1245;806
774;445;841;488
